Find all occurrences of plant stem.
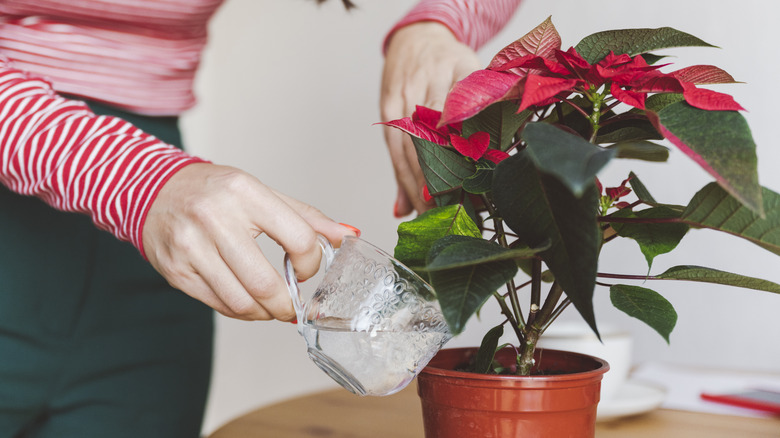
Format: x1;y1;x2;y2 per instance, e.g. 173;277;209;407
599;216;683;224
508;279;532;292
481;227;519;239
555;102;565;123
506;279;525;331
493;291;525;342
481;194;526;335
602;98;621;114
516;282;564;376
561;98;590;120
603;232;620;244
533;282;563;332
540;298;572;332
597;272;660;280
588;93;604;142
527;258;542;325
517;327;539;375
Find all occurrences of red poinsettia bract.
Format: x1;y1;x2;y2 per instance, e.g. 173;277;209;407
597;176;633;210
380;106;501;163
438;32;744;127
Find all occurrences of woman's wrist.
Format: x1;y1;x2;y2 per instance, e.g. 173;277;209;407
384;20;462;55
389;21;459;50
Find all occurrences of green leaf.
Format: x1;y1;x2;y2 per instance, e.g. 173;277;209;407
610;284;677;343
493;151;601;336
655;102;762;214
575;27;716;64
598;127;664;144
521;122;616;197
681;183;780;256
645;93;685;112
463;101;531;151
607;141;669;162
517;258;555;282
462;160;495;194
412;137;476;195
595;117;663;144
625;172;687;213
627;172;657;205
656;266;780;294
431;189;459;208
474;324;504;374
394;205;482;268
424;236;534;334
610;207;690;270
423;235;546;271
427;238;518;335
641;53;669;65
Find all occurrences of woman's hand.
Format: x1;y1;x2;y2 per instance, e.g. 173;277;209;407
380;22;481;217
142;163;357;321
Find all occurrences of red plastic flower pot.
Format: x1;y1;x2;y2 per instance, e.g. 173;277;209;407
417;347;609;438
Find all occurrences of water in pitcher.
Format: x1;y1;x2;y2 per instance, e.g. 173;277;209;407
300;317;449;396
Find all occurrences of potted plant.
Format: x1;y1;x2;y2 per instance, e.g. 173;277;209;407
381;17;780;438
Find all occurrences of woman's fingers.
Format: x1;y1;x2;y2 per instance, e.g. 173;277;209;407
380;21;481;217
142;163;357;321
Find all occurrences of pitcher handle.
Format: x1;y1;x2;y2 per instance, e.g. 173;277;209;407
284;234;336;324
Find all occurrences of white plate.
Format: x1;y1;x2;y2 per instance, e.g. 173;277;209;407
597;380;667;421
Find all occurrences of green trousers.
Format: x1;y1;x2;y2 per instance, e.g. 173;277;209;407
0;101;214;438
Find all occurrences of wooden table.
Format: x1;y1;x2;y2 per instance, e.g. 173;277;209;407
208;384;780;438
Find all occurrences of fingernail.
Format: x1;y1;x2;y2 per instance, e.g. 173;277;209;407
289;318;298;324
393;200;403;218
422;185;433;202
339;223;361;238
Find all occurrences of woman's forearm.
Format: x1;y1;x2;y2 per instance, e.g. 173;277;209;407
0;62;206;255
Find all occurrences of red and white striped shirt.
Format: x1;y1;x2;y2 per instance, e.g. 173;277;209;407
0;0;223;115
0;0;521;256
0;64;206;253
386;0;523;51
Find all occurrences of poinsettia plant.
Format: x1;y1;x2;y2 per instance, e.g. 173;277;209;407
381;17;780;375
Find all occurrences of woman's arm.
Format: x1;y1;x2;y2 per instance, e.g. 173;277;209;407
384;0;524;52
0;61;204;253
0;60;357;321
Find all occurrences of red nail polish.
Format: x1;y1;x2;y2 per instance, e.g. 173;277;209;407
393;200;403;218
290;318;298;324
339;223;361;238
422;185;433;202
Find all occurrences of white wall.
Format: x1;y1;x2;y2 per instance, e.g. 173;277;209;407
180;0;780;433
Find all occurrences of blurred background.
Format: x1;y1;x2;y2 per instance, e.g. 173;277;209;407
179;0;780;433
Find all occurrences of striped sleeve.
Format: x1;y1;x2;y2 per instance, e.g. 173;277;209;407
0;60;207;257
385;0;523;51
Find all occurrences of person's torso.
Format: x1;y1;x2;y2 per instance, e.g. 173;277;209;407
0;0;225;115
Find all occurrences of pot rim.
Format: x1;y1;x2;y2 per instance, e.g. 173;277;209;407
420;347;609;383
